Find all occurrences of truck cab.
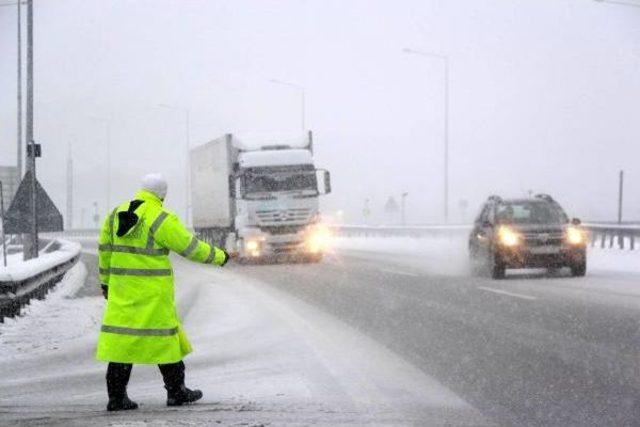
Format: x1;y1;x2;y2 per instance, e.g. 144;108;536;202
191;131;331;263
233;147;331;261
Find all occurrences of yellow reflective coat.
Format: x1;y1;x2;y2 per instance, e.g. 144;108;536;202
96;190;226;364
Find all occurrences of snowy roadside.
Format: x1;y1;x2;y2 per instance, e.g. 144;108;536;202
0;239;81;282
0;260;103;360
0;249;488;426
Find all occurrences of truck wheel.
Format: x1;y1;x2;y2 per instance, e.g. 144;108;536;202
570;260;586;277
489;252;506;279
307;253;323;263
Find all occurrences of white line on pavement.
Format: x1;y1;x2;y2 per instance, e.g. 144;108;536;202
477;286;538;301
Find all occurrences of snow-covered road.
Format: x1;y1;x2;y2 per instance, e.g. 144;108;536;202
3;235;640;426
0;241;486;426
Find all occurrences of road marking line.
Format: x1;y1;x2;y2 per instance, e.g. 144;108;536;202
379;268;420;277
477;286;538;301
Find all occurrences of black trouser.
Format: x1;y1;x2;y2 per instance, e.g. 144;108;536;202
106;361;185;399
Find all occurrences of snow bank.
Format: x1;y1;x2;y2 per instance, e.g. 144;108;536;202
0;261;101;360
0;239;81;282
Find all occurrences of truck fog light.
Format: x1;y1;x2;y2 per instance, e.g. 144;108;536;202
246;240;261;256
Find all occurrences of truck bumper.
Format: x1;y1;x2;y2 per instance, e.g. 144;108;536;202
238;230;325;263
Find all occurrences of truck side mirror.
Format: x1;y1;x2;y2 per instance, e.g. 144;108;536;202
229;175;236;199
315;169;331;195
323;171;331;195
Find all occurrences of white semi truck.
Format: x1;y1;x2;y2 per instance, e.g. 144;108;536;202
190;131;332;262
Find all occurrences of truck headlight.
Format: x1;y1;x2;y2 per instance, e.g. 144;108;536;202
245;239;261;257
498;226;521;247
307;224;332;253
566;226;585;245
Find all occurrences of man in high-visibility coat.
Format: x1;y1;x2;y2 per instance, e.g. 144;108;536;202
97;173;229;411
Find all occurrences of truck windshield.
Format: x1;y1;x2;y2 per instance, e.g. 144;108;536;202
244;171;318;197
496;201;568;225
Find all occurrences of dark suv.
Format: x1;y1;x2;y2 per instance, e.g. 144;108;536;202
469;194;587;279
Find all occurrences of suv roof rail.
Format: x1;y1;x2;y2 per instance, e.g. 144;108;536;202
535;193;555;203
487;195;502;202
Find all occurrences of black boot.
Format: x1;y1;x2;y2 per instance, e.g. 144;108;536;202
107;394;139;411
106;362;139;411
159;360;203;406
166;385;203;406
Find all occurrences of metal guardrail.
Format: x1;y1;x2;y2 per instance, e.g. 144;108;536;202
333;223;640;251
0;239;80;322
585;223;640;250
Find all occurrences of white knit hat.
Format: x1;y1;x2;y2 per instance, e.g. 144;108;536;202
141;173;168;200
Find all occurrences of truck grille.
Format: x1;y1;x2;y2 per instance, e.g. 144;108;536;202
256;208;312;224
269;240;304;253
260;225;307;235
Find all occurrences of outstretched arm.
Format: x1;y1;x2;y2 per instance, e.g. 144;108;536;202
154;212;228;266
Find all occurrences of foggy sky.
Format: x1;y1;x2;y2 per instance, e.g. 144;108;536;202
1;0;639;226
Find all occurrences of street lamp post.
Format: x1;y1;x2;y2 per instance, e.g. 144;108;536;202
157;104;190;224
17;0;22;178
269;79;306;130
403;48;450;223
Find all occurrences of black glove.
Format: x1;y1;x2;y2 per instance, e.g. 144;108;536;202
220;249;230;267
101;285;108;300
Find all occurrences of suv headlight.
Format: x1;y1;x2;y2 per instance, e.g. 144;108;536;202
566;226;585;245
498;226;521;247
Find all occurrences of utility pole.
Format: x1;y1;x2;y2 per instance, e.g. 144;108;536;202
66;143;73;229
617;170;624;224
23;0;38;260
17;0;23;178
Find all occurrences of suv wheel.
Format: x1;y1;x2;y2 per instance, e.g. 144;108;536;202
489;252;506;279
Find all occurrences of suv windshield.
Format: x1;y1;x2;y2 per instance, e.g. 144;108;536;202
496;201;568;225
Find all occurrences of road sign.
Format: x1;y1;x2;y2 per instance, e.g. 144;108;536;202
4;170;63;234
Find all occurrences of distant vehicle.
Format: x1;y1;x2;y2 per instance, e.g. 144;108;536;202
469;194;587;279
190;131;332;263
